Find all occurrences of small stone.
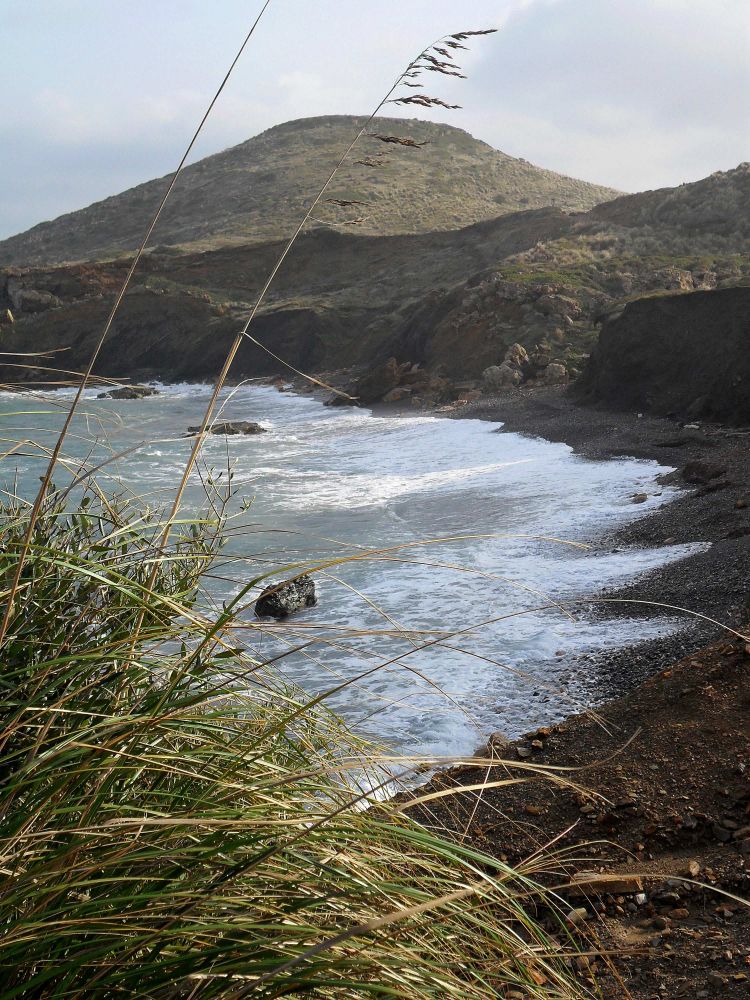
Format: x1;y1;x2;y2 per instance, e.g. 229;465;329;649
524;804;543;816
635;893;648;906
735;499;748;509
670;908;690;920
516;746;533;759
531;739;544;751
687;861;701;877
652;916;670;930
706;973;725;988
569;873;644;896
631;492;648;503
566;907;588;926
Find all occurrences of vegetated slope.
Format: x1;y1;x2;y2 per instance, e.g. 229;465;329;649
0;209;575;381
3;161;750;397
589;161;750;239
384;161;750;381
0;115;621;266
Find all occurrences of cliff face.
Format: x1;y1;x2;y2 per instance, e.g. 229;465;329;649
578;286;750;424
0;210;576;384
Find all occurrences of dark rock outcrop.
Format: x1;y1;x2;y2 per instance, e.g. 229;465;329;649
186;421;266;436
98;385;160;399
579;287;750;425
254;575;317;619
355;358;401;404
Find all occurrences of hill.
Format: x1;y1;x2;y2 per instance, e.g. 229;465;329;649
3;160;750;401
589;161;750;240
0;115;621;266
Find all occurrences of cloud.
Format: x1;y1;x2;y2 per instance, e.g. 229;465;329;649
465;0;750;189
2;0;749;236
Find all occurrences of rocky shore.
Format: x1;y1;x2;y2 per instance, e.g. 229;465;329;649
405;633;750;999
296;366;750;992
454;385;750;688
367;384;749;997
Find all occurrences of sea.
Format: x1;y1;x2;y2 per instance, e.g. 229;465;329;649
0;381;698;758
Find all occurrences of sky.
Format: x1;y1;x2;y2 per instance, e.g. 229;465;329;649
2;0;750;239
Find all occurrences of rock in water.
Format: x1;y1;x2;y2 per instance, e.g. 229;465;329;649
186;421;266;435
255;575;317;619
98;385;160;399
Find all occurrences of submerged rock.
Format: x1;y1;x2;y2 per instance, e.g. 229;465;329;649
255;574;317;619
98;385;160;399
186;420;266;435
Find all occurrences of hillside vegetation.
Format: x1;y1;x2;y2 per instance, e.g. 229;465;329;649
0;115;620;266
3;143;750;403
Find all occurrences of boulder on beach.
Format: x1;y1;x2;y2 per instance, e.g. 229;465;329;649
356;358;401;404
255;574;317;619
504;342;529;367
98;385;160;399
382;386;412;403
186;420;266;436
482;363;521;391
538;362;569;386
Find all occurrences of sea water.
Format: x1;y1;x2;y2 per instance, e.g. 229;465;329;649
0;382;698;757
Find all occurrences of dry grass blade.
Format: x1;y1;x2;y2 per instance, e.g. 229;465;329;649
391;94;462;109
0;488;586;998
367;133;430;147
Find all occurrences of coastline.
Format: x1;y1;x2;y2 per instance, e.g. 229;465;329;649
363;382;750;690
364;385;750;997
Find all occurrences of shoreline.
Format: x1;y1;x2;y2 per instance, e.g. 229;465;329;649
365;385;750;997
362;382;750;691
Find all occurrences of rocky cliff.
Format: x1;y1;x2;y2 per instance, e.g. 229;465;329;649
578;286;750;423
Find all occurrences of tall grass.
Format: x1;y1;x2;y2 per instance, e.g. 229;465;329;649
0;485;586;997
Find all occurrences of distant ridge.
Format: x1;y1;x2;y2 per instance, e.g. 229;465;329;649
589;161;750;238
0;115;621;266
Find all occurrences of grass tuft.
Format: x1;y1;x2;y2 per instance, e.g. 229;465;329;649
0;488;585;998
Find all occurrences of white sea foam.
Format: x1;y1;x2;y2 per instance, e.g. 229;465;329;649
0;381;700;756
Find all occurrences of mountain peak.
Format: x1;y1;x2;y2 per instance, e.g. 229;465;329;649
0;115;621;267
